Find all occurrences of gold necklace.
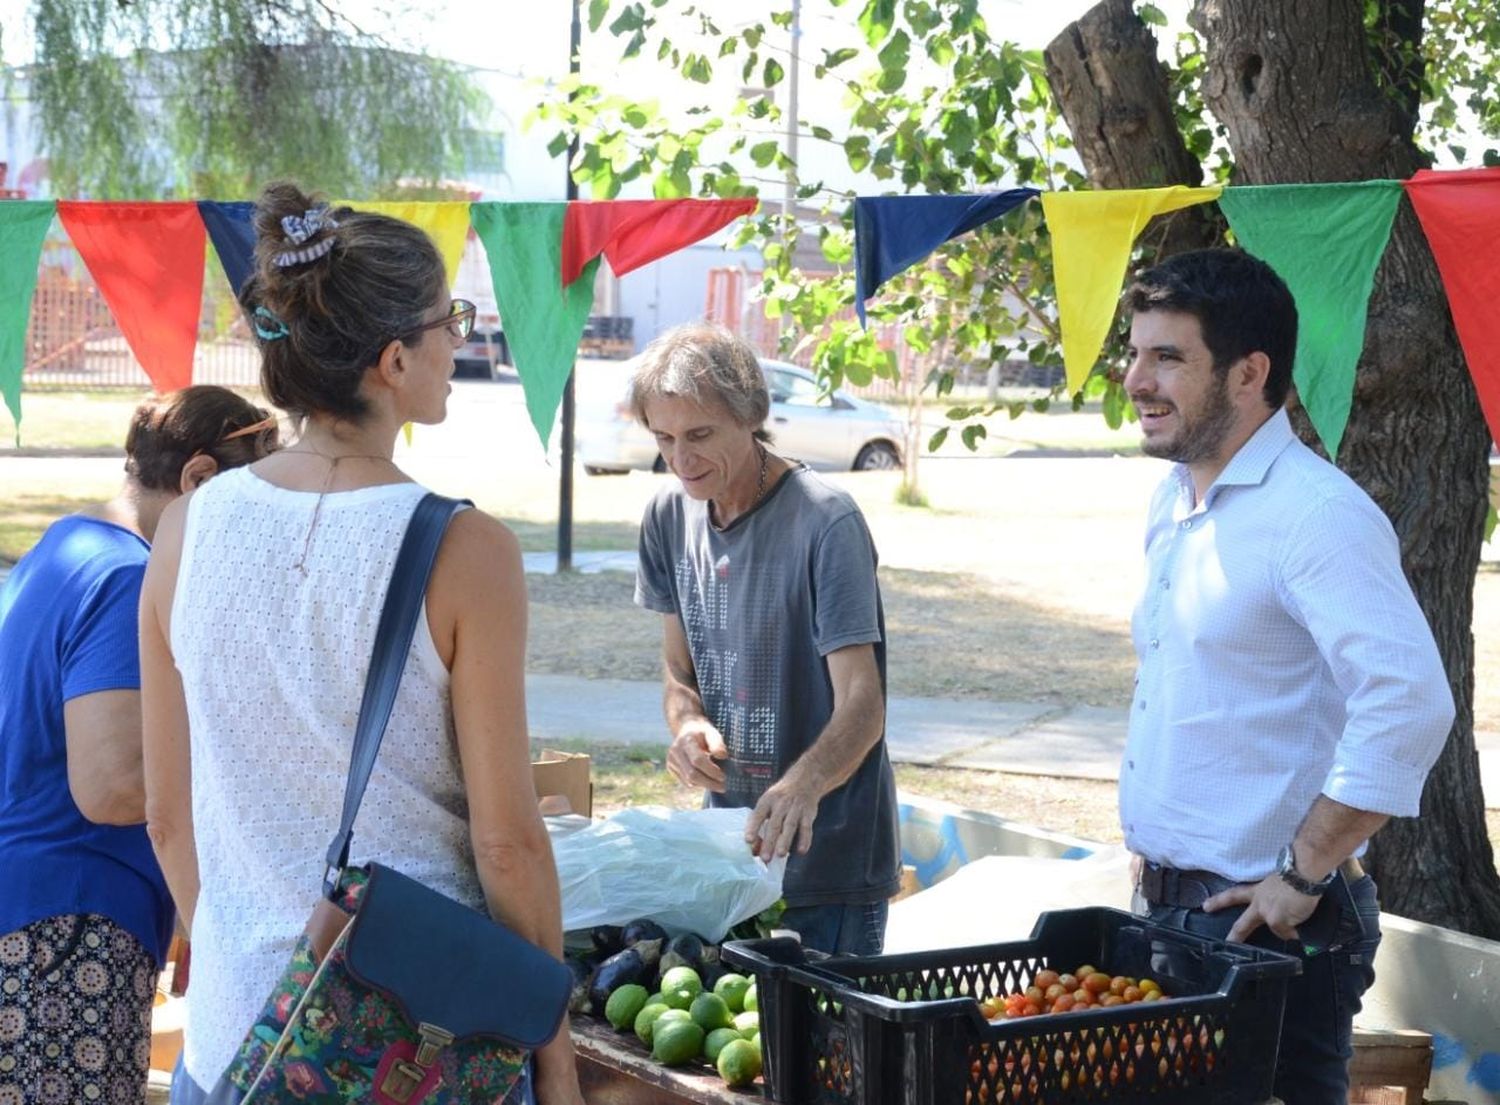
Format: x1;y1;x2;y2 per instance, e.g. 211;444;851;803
284;447;398;576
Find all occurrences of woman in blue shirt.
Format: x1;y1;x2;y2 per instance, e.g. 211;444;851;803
0;386;276;1105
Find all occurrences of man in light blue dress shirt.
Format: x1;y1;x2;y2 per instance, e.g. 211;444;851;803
1118;249;1454;1104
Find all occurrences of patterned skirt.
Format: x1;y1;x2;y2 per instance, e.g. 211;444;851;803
0;913;158;1105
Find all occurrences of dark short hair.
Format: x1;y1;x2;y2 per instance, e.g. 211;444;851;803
238;181;448;423
124;386;279;491
1126;249;1298;408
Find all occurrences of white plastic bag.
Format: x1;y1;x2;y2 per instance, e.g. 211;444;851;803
550;805;786;942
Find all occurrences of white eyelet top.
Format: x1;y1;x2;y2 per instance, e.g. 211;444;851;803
170;466;483;1086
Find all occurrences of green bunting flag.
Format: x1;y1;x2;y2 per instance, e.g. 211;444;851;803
0;201;57;444
1217;181;1402;459
470;202;600;449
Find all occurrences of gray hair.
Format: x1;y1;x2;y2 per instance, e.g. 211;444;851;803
630;323;771;439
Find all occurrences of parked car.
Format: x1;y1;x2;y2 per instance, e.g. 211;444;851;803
577;357;905;475
452;324;512;380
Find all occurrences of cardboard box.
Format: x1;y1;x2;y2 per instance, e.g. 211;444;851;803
532;750;592;818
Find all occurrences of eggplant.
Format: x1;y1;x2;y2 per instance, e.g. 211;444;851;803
698;960;729;993
590;925;625;957
564;957;592;1014
586;939;666;1015
620;919;669;948
658;932;707;976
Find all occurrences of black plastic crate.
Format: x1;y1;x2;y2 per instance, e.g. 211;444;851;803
722;907;1301;1105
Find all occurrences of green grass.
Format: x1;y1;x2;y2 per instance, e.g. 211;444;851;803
3;391;155;450
506;518;640;553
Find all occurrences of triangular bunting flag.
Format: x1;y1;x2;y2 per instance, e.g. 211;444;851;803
1405;168;1500;446
854;190;1038;324
58;202;205;395
471;202;598;448
1041;185;1223;394
198;201;256;294
561;198;758;286
0;201;57;443
343;201;472;286
1218;182;1402;459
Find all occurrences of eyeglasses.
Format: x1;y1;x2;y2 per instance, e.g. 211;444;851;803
398;299;476;347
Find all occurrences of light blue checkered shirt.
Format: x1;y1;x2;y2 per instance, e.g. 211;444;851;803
1119;409;1454;882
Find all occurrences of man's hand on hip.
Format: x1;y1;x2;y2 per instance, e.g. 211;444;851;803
667;719;729;793
1205;876;1320;944
745;776;821;861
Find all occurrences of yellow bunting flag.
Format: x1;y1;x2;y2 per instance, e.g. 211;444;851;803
339;201;472;286
1041;186;1223;394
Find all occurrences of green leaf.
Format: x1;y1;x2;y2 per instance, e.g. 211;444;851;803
588;0;611;32
750;140;780;167
1138;2;1168;27
858;0;897;47
845;135;871;171
823;46;860;69
928;426;950;453
546;131;571;159
764;57;786;86
876;29;910;92
810;125;833;140
961;424;988;451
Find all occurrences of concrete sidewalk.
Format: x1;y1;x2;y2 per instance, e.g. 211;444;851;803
524;672;1500;809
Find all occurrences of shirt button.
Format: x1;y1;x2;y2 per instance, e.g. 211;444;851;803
1138;699;1147;711
1150;638;1159;650
1160;579;1171;590
1181;519;1193;530
1127;760;1135;770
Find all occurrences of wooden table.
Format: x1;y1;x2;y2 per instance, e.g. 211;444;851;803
572;1016;762;1105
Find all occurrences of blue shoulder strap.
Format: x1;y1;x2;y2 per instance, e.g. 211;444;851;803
323;493;470;894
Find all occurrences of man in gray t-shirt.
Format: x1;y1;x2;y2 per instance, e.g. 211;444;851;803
630;324;900;955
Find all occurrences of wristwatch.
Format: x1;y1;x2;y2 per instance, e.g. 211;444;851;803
1275;843;1337;896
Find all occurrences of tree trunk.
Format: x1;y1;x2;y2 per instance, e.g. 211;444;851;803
1050;0;1500;937
1043;0;1223;257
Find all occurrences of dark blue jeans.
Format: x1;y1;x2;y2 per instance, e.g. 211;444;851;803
1147;874;1381;1105
780;899;888;956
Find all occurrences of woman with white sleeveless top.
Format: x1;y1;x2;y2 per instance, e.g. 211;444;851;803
138;183;584;1105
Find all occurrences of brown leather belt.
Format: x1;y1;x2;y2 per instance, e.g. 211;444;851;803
1139;857;1364;910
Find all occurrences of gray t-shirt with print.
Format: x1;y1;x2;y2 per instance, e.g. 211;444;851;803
635;465;901;907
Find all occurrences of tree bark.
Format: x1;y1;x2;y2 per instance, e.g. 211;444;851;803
1043;0;1223;257
1050;0;1500;937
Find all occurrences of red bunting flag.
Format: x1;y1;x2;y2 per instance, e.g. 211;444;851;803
57;202;205;394
561;198;758;287
1404;168;1500;443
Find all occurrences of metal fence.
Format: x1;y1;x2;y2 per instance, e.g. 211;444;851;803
22;236;261;393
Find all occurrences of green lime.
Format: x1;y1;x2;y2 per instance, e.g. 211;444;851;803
716;1037;763;1087
713;973;753;1014
743;983;758;1013
633;1002;671;1046
660;966;703;1010
689;991;734;1033
703;1026;743;1063
656;1008;692;1025
733;1010;759;1039
652;1019;706;1066
605;984;650;1030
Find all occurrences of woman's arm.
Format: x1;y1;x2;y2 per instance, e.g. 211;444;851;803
139;497;200;933
427;509;583;1105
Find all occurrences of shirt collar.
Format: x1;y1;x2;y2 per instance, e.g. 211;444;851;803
1172;407;1297;508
